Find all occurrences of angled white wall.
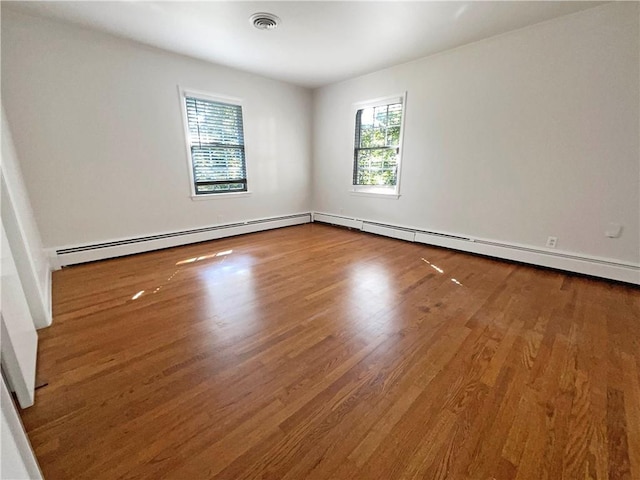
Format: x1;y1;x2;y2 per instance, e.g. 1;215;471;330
1;9;312;250
0;376;42;479
313;3;639;270
1;109;52;328
1;220;38;408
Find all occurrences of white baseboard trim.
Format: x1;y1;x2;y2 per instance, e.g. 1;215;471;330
54;213;311;266
312;212;363;230
45;248;61;271
42;267;53;330
312;212;640;285
362;221;416;242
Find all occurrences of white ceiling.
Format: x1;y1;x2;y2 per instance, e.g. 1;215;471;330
5;1;604;88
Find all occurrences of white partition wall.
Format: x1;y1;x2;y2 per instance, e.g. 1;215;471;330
1;110;52;329
0;219;41;475
0;375;42;479
1;222;38;408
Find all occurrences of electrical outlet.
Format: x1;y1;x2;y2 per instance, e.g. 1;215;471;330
217;214;224;223
605;223;622;238
546;236;558;248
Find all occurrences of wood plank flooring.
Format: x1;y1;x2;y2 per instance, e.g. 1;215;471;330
20;223;640;479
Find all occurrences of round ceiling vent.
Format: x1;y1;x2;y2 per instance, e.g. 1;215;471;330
249;12;280;30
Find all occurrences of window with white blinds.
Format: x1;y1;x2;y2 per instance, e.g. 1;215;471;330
183;93;247;195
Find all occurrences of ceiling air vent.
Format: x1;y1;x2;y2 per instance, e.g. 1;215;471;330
250;12;280;30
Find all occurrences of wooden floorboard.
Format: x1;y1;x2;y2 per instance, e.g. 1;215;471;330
20;223;640;479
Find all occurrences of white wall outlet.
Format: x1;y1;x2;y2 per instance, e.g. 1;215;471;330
217;214;224;223
546;236;558;248
605;223;622;238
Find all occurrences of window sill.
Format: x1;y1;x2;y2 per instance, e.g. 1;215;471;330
350;189;400;199
191;191;252;201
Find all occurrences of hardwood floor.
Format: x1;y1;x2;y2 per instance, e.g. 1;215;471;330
21;223;640;479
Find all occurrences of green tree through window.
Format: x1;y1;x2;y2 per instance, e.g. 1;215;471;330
353;102;403;187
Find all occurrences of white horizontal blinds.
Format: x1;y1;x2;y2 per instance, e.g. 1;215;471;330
185;96;247;194
353;101;402;186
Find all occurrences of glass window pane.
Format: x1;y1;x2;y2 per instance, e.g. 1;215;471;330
353;100;403;188
387;127;400;146
388;104;402;126
373;105;388;128
356;148;398;186
359;107;374;127
186;95;247;194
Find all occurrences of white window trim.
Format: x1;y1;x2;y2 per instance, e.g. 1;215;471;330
178;86;251;200
350;189;400;199
350;92;407;198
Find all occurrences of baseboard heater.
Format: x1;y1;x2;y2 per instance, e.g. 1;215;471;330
312;212;639;285
55;213;311;266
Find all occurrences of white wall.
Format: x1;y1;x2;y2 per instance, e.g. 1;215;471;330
2;109;51;328
1;9;312;250
0;375;42;479
1;217;39;407
313;2;639;266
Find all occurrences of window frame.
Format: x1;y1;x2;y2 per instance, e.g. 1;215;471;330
351;92;407;198
178;87;251;199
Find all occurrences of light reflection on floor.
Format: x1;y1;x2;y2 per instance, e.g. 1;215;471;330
347;263;395;337
131;290;144;300
198;253;258;338
422;257;464;286
129;249;238;302
128;249;466;339
175;249;233;266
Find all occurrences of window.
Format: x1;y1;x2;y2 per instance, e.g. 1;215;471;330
182;91;247;196
353;94;405;196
